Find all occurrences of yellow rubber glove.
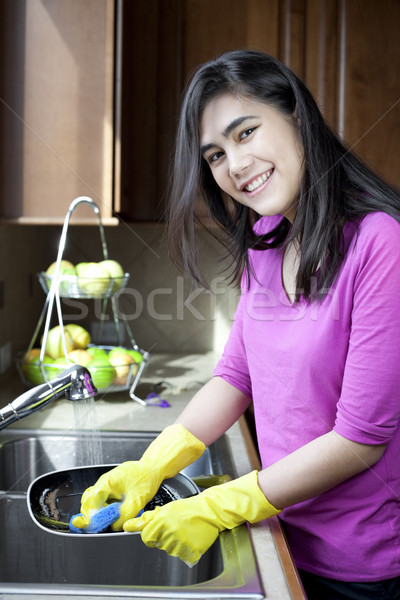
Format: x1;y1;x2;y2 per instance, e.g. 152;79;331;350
72;424;205;531
124;470;281;566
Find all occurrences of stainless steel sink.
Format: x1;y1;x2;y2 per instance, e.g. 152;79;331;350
0;429;264;598
0;430;214;493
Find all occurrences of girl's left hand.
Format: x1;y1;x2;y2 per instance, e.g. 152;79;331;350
123;470;281;566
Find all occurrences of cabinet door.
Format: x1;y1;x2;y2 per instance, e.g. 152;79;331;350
0;0;117;224
303;0;400;188
119;0;399;222
118;0;282;222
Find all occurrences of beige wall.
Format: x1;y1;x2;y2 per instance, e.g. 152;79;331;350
0;222;238;374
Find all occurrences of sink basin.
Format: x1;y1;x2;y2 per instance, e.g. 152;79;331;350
0;430;214;492
0;429;264;598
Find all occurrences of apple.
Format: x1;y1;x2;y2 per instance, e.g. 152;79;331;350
126;349;144;364
87;346;109;361
48;356;91;380
109;352;136;385
22;348;41;376
67;349;93;366
87;357;114;389
77;262;111;297
45;356;68;379
45;260;76;294
42;325;74;359
65;324;91;349
25;355;55;385
98;260;125;292
46;260;76;277
107;346;128;361
75;262;88;276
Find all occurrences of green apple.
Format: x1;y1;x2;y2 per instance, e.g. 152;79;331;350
126;349;144;364
21;348;41;376
25;355;55;385
41;325;74;359
46;356;68;379
98;259;125;292
77;262;111;297
87;357;114;389
65;324;91;349
87;346;109;361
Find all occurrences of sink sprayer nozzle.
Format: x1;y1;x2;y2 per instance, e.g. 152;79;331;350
0;365;97;430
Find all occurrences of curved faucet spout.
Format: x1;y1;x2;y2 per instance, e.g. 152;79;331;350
0;365;97;431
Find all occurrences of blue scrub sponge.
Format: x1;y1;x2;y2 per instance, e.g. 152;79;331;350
70;502;121;534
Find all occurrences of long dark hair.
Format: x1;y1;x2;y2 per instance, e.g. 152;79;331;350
167;50;400;301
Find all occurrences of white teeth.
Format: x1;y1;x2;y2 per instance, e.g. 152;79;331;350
245;170;271;192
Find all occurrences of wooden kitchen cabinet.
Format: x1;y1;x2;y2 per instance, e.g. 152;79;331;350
0;0;118;224
303;0;400;188
119;0;400;221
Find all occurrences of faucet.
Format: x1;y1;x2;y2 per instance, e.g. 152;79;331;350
0;364;97;430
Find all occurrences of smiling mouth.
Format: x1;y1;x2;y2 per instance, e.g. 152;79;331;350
243;170;273;192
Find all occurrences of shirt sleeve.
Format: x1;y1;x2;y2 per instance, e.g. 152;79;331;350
334;213;400;445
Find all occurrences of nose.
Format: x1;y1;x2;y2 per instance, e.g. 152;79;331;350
228;148;252;179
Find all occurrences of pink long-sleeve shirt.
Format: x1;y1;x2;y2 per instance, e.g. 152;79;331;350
214;212;400;581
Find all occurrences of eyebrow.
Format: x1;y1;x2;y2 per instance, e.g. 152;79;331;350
200;115;258;156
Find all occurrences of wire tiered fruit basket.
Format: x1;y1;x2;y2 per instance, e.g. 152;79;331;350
16;196;151;405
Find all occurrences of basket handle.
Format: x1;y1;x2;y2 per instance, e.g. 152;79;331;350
40;197;108;364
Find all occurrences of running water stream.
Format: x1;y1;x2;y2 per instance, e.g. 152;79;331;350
73;397;103;466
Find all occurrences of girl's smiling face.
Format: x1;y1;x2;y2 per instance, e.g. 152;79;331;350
200;93;305;223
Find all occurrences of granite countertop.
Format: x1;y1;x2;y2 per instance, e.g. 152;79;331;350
0;352;303;600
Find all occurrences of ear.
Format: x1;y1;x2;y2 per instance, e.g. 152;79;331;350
293;103;301;127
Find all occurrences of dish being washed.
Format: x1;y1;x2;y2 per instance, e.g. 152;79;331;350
27;465;199;536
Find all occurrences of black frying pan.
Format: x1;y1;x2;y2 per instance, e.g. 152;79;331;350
27;464;200;536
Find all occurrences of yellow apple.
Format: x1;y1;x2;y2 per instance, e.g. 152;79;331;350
75;262;88;276
46;260;76;277
67;349;93;366
41;325;74;360
98;259;125;292
109;351;137;385
77;262;111;297
45;260;76;294
65;324;91;349
107;347;128;361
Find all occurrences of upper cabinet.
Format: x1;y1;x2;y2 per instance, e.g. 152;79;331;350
0;0;117;223
303;0;400;187
119;0;400;221
1;0;399;223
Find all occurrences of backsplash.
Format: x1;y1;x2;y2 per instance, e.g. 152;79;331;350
0;221;238;372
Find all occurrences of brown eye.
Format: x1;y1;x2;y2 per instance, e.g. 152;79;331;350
239;127;256;140
208;151;224;164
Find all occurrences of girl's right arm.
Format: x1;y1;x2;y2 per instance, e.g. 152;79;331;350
174;376;252;447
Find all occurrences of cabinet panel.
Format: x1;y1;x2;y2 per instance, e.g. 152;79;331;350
119;0;281;222
339;0;400;187
285;0;400;188
0;0;117;224
117;0;182;222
